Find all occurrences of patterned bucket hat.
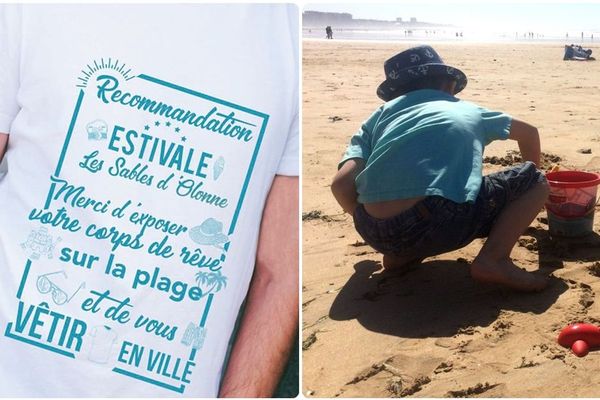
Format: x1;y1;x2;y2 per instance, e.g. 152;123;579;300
376;45;467;101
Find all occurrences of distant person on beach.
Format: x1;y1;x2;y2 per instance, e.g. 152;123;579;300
331;45;549;292
326;25;333;39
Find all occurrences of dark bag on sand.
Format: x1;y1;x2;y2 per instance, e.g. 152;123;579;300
564;44;595;61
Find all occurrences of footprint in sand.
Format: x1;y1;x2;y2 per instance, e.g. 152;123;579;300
578;282;594;309
446;382;500;397
345;362;386;385
434;361;454;374
587;262;600;277
302;210;342;222
388;375;431;397
518;237;538;251
535;343;567;362
493;319;513;334
557;279;595;322
515;357;540;369
303;331;318;350
484;318;513;341
455;326;478;336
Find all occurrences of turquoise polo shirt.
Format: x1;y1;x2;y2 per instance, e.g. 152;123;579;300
340;89;512;204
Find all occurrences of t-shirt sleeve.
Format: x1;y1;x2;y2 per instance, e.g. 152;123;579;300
275;4;298;177
0;5;22;133
480;108;512;145
338;107;382;169
275;110;299;176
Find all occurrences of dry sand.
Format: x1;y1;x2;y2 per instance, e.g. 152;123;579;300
302;40;600;397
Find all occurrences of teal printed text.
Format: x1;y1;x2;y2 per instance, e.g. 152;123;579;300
15;301;86;352
128;210;187;236
79;150;104;173
96;75;254;142
108;124;213;179
132;266;203;303
60;247;101;270
29;207;82;232
179;246;222;271
50;176;112;215
117;340;195;384
81;289;133;324
108;157;154;186
175;177;228;208
85;224;144;252
133;315;177;341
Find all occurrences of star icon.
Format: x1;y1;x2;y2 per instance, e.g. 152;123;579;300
165;121;172;127
144;125;150;131
154;121;160;127
181;136;187;142
175;127;181;133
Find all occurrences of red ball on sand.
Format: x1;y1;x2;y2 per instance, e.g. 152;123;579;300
572;340;589;357
557;323;600;357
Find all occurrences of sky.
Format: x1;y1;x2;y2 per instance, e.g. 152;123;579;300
303;2;600;33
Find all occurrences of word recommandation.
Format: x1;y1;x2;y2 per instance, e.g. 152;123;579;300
95;75;255;142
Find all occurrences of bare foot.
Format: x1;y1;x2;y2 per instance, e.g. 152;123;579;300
470;257;548;292
382;254;424;274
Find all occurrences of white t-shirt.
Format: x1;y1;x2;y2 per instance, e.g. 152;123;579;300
0;4;298;397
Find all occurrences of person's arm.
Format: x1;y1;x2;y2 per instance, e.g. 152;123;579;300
330;108;380;215
219;175;299;398
331;158;365;214
507;118;541;166
0;133;8;161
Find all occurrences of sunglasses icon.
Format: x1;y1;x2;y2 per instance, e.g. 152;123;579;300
36;271;85;305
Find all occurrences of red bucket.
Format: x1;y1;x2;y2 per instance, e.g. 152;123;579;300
545;171;600;237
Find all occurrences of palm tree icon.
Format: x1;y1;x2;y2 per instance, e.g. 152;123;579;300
195;270;228;297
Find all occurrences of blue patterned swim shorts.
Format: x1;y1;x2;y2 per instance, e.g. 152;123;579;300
353;162;546;259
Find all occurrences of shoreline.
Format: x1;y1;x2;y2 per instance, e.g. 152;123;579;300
302;37;599;46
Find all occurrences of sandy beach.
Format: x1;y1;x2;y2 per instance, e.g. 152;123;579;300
302;40;600;397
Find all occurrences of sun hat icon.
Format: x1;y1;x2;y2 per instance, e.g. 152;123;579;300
189;218;230;249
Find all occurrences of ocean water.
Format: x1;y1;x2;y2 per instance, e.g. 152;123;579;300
303;27;600;44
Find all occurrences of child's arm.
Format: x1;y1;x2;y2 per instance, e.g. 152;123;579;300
508;119;541;166
0;133;7;161
332;107;381;215
331;158;365;214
